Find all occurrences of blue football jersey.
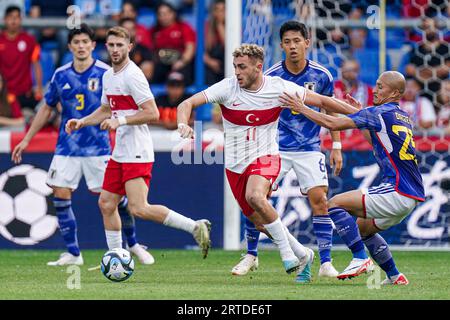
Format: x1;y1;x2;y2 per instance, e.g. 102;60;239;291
265;60;334;152
348;103;425;201
45;60;111;157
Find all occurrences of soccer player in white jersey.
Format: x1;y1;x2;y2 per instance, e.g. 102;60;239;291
65;26;211;258
232;21;342;278
177;44;359;282
12;24;153;266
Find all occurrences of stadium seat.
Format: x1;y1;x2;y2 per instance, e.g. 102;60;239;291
353;49;392;86
32;49;55;86
137;7;156;28
397;48;413;75
180;13;196;30
367;29;407;50
309;45;343;79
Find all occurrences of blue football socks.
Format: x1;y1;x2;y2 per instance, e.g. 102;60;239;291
363;233;400;278
245;218;260;257
118;197;137;248
329;207;368;260
313;215;333;264
53;197;80;256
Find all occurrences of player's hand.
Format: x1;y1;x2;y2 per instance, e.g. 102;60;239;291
279;91;304;114
11;140;29;164
344;93;363;110
329;148;343;176
100;119;120;131
178;123;194;139
65;118;85;134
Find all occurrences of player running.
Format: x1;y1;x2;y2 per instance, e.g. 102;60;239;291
280;71;424;285
177;44;359;282
12;24;154;266
232;21;342;278
65;27;211;258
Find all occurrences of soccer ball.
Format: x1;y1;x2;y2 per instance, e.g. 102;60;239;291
101;248;135;282
0;165;58;245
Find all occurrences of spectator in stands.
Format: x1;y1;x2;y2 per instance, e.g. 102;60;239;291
149;2;196;85
334;59;373;108
0;5;43;114
75;0;122;19
75;0;123;61
0;73;24;130
154;71;191;129
119;17;154;83
204;0;225;85
399;77;436;130
436;79;450;134
405;17;450;103
120;1;151;49
0;1;24;20
29;1;73;64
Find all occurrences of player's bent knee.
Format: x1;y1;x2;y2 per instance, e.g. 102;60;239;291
98;197;116;216
127;203;146;218
327;195;342;209
311;197;328;215
245;192;266;211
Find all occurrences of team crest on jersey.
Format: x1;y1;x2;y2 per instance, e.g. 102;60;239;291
304;82;316;92
87;78;99;92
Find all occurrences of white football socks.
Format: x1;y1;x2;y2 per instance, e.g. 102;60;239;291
283;225;307;259
163;210;196;234
263;218;297;262
105;230;122;250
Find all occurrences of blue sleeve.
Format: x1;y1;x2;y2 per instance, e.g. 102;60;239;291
44;76;59;108
322;75;334;97
347;106;382;131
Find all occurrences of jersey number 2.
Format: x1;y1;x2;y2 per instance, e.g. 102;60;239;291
392;125;417;163
75;94;85;111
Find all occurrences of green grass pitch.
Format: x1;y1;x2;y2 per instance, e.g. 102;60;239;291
0;249;449;300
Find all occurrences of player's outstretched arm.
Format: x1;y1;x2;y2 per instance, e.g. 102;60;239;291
12;104;53;164
280;92;357;131
303;89;360;115
100;99;159;131
66;104;112;134
177;92;207;139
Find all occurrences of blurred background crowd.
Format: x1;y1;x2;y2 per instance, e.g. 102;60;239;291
0;0;448;137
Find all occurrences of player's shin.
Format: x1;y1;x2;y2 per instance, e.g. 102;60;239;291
105;230;123;250
53;197;80;256
244;218;260;257
163;208;196;233
312;216;333;264
328;207;368;259
363;234;400;278
118;197;137;247
263;217;299;271
283;225;307;259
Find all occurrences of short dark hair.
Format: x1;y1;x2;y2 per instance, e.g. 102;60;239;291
279;20;309;40
5;5;21;17
68;23;95;43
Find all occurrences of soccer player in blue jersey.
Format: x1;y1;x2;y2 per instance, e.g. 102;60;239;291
280;71;424;285
232;21;342;278
11;24;154;266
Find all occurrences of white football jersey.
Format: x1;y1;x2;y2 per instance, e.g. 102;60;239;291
202;75;306;173
101;60;155;163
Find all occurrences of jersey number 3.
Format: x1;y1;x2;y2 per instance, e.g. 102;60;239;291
392;125;417;163
75;94;85;111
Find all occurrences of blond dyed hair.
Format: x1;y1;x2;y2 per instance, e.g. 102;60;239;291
232;44;264;63
106;26;131;42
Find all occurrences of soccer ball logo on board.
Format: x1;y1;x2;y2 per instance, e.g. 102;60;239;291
0;165;58;245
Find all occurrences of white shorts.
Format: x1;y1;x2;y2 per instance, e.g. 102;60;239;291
46;155;110;192
274;151;328;195
362;183;418;230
